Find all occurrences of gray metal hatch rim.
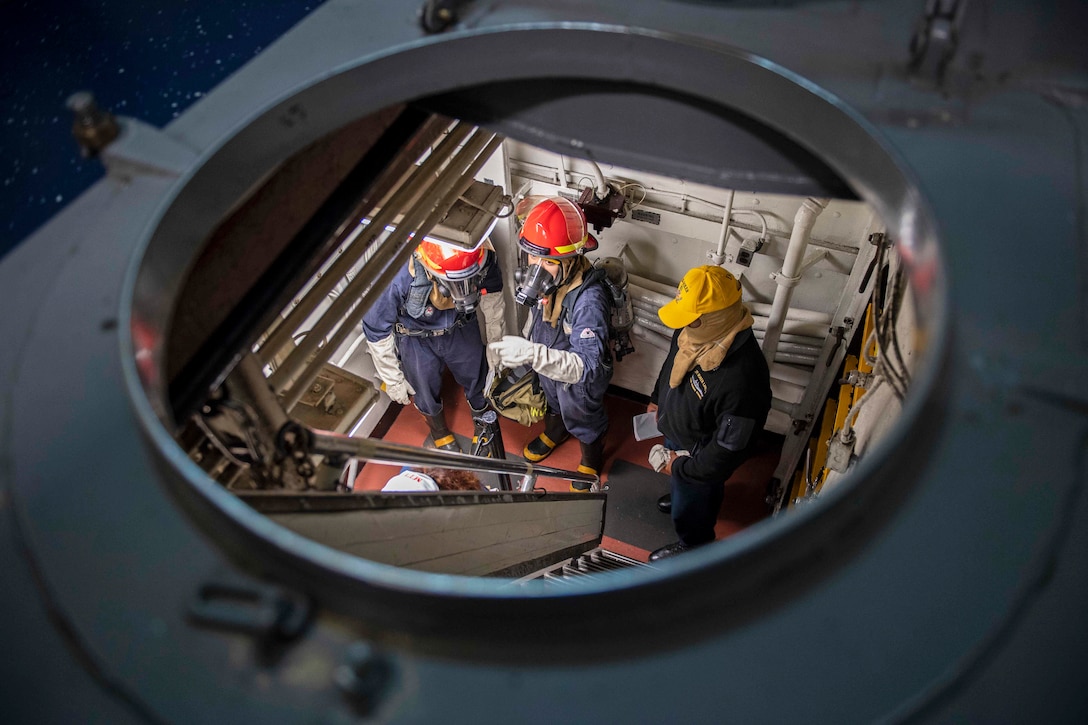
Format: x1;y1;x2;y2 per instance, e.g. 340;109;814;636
117;21;947;604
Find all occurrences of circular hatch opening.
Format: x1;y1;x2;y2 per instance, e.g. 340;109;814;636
122;26;947;661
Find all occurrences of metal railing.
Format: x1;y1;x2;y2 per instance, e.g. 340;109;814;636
309;430;600;493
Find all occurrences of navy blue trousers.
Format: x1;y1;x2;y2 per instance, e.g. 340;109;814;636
671;476;726;547
539;372;610;443
396;321;487;416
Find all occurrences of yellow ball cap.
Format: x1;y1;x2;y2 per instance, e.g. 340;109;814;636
657;265;742;329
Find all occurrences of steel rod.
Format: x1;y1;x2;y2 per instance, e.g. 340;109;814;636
258;119;471;364
269;129;495;396
309;431;599;485
278;134;504;409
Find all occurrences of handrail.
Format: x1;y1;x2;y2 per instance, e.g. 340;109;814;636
309;429;600;492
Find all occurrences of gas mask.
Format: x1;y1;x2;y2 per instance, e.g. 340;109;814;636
435;276;482;314
514;262;560;306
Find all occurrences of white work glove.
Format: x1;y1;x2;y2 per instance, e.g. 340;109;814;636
488;335;585;385
479;291;507;370
365;334;415;405
648;444;690;473
382;379;413;406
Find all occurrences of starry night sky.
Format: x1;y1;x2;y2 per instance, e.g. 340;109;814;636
0;0;327;259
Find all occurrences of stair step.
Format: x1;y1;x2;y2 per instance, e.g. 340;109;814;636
513;548;649;585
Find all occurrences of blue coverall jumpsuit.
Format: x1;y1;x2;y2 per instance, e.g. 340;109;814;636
361;253;503;416
527;280;613;443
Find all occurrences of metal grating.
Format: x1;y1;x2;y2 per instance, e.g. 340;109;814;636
515;548;650;586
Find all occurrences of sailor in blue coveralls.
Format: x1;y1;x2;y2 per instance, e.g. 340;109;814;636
645;265;771;560
489;197;613;491
362;237;505;452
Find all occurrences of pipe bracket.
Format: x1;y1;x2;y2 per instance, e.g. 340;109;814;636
770;270;803;288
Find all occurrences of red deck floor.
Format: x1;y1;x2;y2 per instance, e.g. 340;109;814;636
353;376;783;562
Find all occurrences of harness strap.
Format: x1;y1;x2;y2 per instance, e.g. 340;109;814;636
395;312;475;338
558;267;607;328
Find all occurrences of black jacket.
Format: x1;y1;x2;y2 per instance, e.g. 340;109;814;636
650;328;772;486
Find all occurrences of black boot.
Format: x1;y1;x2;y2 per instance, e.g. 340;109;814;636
423;411;461;453
571;434;605;493
523;411;569;462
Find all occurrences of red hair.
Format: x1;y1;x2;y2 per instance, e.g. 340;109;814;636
421;468;482;491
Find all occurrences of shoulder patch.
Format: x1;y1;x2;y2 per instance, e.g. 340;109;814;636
579;327;596;339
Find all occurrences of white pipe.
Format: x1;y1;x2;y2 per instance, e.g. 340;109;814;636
751;328;825;348
628;273;678;298
631;311;816;365
557;155;608;198
733;209;768;239
631;284;827;360
587;158;610;198
763;197;828;366
631;322;671;347
770;351;819;366
630;324;671;351
635;280;833;329
561;154;613;194
629;301;823;360
747;302;832;325
629;283;674;308
557;156;571;188
616;185;762;229
631;296;665;317
632;293;829;347
709;189;735;265
751;317;829;339
634;312;673;338
632;287;828;356
757;339;821;357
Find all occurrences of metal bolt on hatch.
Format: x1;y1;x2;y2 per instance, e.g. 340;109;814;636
66;91;120;158
335;641;394;716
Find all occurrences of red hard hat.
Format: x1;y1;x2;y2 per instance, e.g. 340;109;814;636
517;197;598;259
417;238;485;281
